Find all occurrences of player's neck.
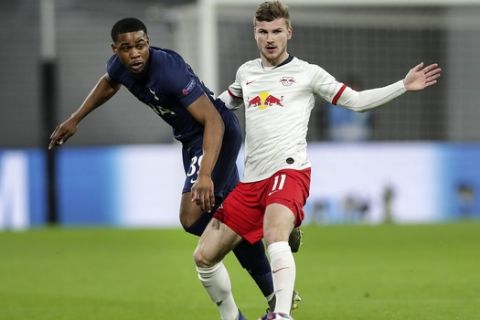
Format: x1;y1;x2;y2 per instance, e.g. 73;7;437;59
261;52;290;68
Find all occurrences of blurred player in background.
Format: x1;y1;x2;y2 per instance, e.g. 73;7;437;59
48;17;280;316
193;1;442;319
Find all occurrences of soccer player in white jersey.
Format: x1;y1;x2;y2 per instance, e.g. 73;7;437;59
193;1;442;319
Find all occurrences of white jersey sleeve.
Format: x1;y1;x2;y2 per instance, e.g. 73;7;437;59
309;64;346;103
217;68;246;110
336;80;406;112
309;64;407;112
228;68;244;99
217;90;244;110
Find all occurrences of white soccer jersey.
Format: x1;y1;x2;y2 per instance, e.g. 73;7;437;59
228;56;406;182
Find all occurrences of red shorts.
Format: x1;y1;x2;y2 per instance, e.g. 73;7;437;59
214;168;311;244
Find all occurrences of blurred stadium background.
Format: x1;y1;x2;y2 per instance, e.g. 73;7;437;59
0;0;480;227
1;0;480;228
1;1;480;319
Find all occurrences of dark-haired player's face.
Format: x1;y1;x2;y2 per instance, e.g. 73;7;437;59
111;31;150;75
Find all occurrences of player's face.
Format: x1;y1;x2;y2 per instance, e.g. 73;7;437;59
111;30;150;75
254;18;292;67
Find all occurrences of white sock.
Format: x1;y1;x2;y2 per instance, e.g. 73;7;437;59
196;262;239;320
268;241;296;314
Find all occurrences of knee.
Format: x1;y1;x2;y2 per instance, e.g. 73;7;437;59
180;214;193;231
182;211;213;236
193;245;215;268
180;208;195;229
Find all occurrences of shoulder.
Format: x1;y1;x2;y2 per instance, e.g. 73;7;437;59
150;47;187;69
289;57;332;79
107;54;128;83
238;58;261;72
236;58;261;79
288;57;319;72
106;54;125;79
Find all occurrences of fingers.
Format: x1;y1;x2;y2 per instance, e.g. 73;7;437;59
191;184;215;212
416;62;442;78
48;140;56;150
48;127;60;150
422;63;439;73
424;64;442;87
48;128;67;150
425;66;442;78
413;62;425;72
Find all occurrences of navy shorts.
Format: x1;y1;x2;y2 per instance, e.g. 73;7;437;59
181;110;242;202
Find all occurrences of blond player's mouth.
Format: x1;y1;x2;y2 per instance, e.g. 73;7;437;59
266;45;277;54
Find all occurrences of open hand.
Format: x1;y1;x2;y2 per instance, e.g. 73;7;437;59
403;62;442;91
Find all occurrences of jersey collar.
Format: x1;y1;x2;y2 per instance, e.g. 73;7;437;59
275;54;294;69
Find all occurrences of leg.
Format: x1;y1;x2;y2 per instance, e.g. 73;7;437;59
179;192;212;235
194;217;244;320
289;227;303;253
264;204;297;315
181;192;275;305
233;240;274;301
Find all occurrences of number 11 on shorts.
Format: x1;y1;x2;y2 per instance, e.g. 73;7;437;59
269;173;286;196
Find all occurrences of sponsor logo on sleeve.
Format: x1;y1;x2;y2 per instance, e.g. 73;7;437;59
182;79;196;96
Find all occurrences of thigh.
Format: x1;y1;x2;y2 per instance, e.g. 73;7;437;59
179;192;205;227
265;168;311;226
181;134;240;200
264;203;296;245
181;140;204;194
196;217;243;266
214;182;266;244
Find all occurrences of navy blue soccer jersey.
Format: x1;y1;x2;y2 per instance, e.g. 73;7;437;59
106;46;241;199
106;46;230;143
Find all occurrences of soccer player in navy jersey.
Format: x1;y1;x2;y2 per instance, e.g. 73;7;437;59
48;17;274;318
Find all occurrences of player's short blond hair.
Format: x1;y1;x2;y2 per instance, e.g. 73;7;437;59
254;1;291;28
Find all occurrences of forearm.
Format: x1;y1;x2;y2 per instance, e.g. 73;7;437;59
70;74;119;123
338;80;406;112
198;116;224;178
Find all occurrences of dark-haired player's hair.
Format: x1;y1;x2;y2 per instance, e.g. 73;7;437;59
111;17;147;42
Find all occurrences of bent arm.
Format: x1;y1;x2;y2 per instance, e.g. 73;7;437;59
48;74;120;149
187;94;225;211
218;89;244;110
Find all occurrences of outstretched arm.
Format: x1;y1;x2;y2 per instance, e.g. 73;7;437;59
187;94;225;213
48;74;120;149
337;62;442;112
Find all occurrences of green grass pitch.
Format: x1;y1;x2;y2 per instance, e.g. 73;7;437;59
1;222;479;319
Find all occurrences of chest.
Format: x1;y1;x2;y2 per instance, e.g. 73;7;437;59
242;72;312;112
126;80;179;117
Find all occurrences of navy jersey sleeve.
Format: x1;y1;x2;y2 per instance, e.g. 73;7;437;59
105;55;124;83
160;53;205;108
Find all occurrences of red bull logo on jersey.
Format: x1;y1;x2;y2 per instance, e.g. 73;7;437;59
247;91;284;110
